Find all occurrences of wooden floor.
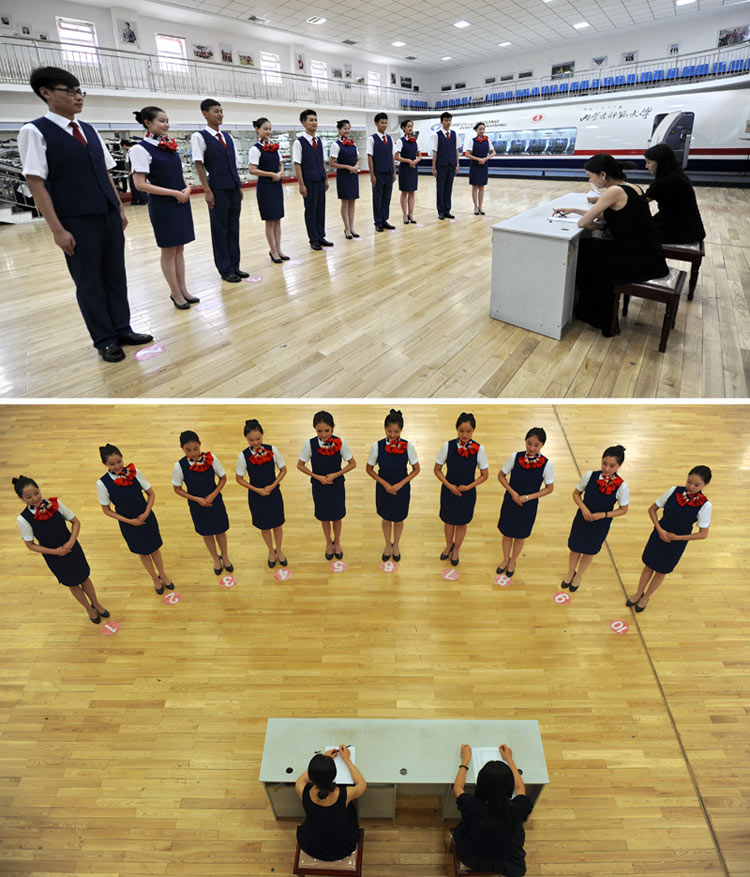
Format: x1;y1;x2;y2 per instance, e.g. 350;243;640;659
1;403;748;876
1;178;748;399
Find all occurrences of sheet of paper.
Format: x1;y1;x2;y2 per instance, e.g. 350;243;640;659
322;745;356;785
468;746;509;784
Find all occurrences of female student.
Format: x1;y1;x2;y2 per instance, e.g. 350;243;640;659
556;153;667;335
562;445;629;593
129;106;198;309
496;427;554;578
297;411;357;561
235;418;287;568
452;743;533;876
248;117;288;263
394;119;419;224
97;443;175;594
434;412;489;567
466;122;496;215
14;475;109;623
295;746;366;862
644;142;706;244
627;465;712;613
328;119;360;239
366;409;420;562
172;429;232;576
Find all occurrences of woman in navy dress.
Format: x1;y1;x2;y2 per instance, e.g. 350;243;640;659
248;117;288;264
328;119;360;239
97;443;175;594
395;119;419;224
129;106;198;310
497;427;554;579
297;411;357;561
365;409;421;562
433;412;489;567
627;465;712;613
563;445;629;593
466;122;496;215
235;418;288;568
172;429;232;576
14;475;109;624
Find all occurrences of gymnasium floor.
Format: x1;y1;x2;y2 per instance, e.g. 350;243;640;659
2;403;748;876
1;177;748;398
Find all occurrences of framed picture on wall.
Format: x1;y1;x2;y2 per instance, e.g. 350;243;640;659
592;55;607;67
668;43;679;55
344;63;352;78
400;76;412;89
500;73;513;81
518;70;533;79
332;67;343;78
37;30;49;40
454;81;466;89
117;18;139;47
296;53;305;71
390;72;397;85
1;14;13;28
219;43;233;63
551;60;574;79
192;43;214;60
239;53;255;66
717;24;750;47
621;50;638;63
17;22;32;37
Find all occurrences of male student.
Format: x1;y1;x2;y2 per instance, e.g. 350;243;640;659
292;108;333;250
367;112;397;231
430;111;461;220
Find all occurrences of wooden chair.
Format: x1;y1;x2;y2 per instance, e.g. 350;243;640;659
450;839;501;876
611;267;686;353
661;240;705;300
293;829;364;876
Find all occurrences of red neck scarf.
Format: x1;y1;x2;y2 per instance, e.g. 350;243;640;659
112;463;137;486
519;452;547;470
33;497;59;520
385;438;408;455
317;436;342;456
675;489;707;508
475;135;487;142
596;472;623;494
157;136;179;152
261;139;280;152
340;137;355;147
248;445;274;465
187;451;214;472
456;439;479;458
406;135;417;143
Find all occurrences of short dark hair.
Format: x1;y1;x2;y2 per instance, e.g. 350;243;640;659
300;108;317;123
456;411;476;429
603;444;626;464
525;427;547;444
200;98;221;112
99;443;122;463
440;112;452;121
12;475;38;498
689;465;712;484
374;112;388;123
179;430;200;446
29;66;80;102
313;410;335;428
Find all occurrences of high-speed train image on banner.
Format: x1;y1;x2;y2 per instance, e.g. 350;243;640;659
411;79;750;179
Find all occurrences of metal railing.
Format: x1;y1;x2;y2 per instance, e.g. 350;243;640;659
0;35;748;114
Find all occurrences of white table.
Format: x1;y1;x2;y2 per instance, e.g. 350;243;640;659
259;717;548;820
490;192;592;340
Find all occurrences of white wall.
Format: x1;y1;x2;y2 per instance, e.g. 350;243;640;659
428;8;748;92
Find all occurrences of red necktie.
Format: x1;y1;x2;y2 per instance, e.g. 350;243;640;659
216;131;226;147
69;120;87;145
312;136;317;150
383;135;387;144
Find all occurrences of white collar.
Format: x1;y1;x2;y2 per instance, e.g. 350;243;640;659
300;131;317;142
45;110;80;130
204;126;225;138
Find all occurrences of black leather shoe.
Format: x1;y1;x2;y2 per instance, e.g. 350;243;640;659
278;557;288;567
382;221;395;230
450;554;459;567
626;595;643;607
280;255;291;261
497;565;507;575
438;214;445;220
90;613;101;624
375;224;384;232
268;556;277;568
183;295;200;303
98;343;125;363
350;232;360;238
235;269;250;278
221;273;242;283
164;581;175;590
561;579;572;589
269;251;283;264
310;241;323;250
170;296;190;310
223;562;234;573
117;331;153;346
319;239;334;247
382;549;391;561
445;212;455;219
635;602;647;612
325;549;334;560
97;608;110;618
334;550;343;560
155;583;165;595
214;563;222;575
392;550;401;562
440;544;453;561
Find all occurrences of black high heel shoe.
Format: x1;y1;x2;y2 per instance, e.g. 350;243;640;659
626;595;643;607
214;555;223;575
496;564;507;575
325;547;334;561
184;294;200;303
269;251;283;264
350;231;360;238
170;295;190;310
561;579;572;589
89;612;101;624
154;582;165;595
382;548;392;561
392;544;401;562
97;608;110;619
440;544;454;561
334;549;343;560
278;555;288;567
279;254;291;261
344;231;353;240
268;553;277;568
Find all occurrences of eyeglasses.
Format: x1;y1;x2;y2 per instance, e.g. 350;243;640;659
51;87;87;97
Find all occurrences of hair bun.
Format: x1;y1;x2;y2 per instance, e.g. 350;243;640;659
390;408;401;415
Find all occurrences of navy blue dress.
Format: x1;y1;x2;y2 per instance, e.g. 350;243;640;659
308;437;347;522
20;503;90;587
254;141;285;220
140;138;195;248
567;471;624;556
178;455;229;536
642;488;709;574
100;470;162;555
468;137;490;186
335;140;360;200
439;439;484;526
498;452;550;540
397;137;419;192
242;445;285;530
374;438;413;522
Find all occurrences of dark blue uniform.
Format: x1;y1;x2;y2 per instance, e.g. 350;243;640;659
254;141;285;221
642;488;710;574
307;437;347;521
140;138;195;248
498;452;551;539
99;471;162;555
439;439;483;526
242;445;285;530
334;140;359;200
198;129;242;275
567;471;625;555
373;438;413;522
298;135;327;244
434;129;458;217
397;136;419;192
371;133;394;225
178;456;229;536
468;137;490;186
20;503;90;587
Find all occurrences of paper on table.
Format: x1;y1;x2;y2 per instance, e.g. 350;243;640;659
468;746;509;784
548;213;575;222
321;745;356;785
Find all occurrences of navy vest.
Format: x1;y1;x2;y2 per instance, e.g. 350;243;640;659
435;129;457;167
298;136;325;182
659;489;704;536
178;456;219;498
399;137;418;161
100;475;147;517
256;142;281;177
139;139;186;191
371;133;394;173
21;506;71;548
242;445;277;488
198;129;241;189
308;437;345;482
31;117;120;217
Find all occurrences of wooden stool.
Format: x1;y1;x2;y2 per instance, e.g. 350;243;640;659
293;829;364;876
450;839;501;876
611;267;686;353
662;240;705;300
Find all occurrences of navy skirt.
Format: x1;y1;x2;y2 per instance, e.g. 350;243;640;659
440;485;476;526
336;169;359;200
148;193;195;248
469;164;489;186
118;512;163;555
248;487;285;530
641;529;689;574
257;178;284;220
189;495;229;536
398;164;418;192
44;542;91;588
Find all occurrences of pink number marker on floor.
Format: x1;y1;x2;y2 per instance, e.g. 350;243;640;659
330;561;348;573
274;569;292;581
100;621;120;636
162;592;182;605
610;619;629;634
133;344;166;361
494;574;511;587
243;276;263;283
553;591;571;604
380;560;398;573
442;568;460;581
220;575;237;588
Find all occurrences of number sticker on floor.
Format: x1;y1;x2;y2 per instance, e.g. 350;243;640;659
380;560;398;573
442;568;459;581
220;575;237;588
133;344;166;361
330;561;348;573
610;619;629;634
162;592;182;605
273;569;292;581
553;591;571;604
494;574;511;587
243;276;263;283
100;621;120;636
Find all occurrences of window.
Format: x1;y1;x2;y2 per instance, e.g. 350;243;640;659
367;71;380;96
311;59;328;90
55;17;98;65
155;33;188;73
260;50;282;86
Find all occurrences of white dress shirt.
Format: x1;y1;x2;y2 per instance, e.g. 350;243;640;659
191;127;234;163
367;440;419;466
97;468;151;505
576;471;630;506
292;131;327;165
655;487;712;527
435;441;489;470
299;437;353;463
18;111;116;179
172;456;226;487
17;500;75;541
501;453;554;485
127;135;159;173
236;446;286;476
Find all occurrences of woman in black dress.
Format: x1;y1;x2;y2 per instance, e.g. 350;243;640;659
97;443;175;594
466;121;496;215
328;119;360;239
235;418;287;568
295;746;366;861
248;117;288;263
365;408;421;562
643;142;706;244
452;743;533;876
14;475;110;624
434;412;489;567
172;429;232;576
626;465;712;613
556;153;668;336
394;119;419;224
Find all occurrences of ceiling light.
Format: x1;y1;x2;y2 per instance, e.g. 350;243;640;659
441;56;452;60
573;21;590;27
248;14;270;23
675;0;696;5
392;40;406;47
306;15;326;24
453;20;471;28
499;41;511;46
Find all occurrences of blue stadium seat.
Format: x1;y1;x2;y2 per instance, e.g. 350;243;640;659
590;77;599;88
522;88;530;98
666;67;677;79
603;76;614;87
570;81;579;93
614;75;625;86
461;97;468;105
505;90;514;99
696;63;709;76
744;57;750;71
530;86;540;97
711;62;726;74
626;73;637;85
541;85;550;96
550;84;559;95
653;70;665;82
558;82;568;94
639;72;652;84
578;78;589;90
681;65;695;78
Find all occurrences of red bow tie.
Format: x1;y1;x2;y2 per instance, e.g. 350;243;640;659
385;438;408;455
456;440;478;458
261;140;280;152
33;497;59;520
340;138;355;147
476;136;487;142
187;451;214;472
317;436;343;456
406;135;417;143
113;463;137;485
248;446;275;465
675;489;707;508
157;136;178;152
